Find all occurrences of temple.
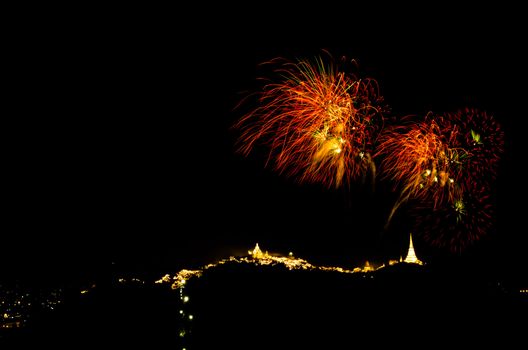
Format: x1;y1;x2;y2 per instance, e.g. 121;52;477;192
249;243;268;259
403;233;424;265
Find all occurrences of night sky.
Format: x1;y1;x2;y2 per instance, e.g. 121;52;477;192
4;7;527;283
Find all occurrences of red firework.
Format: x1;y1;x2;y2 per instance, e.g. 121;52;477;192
377;109;504;251
235;55;387;188
412;183;494;253
376;114;464;225
440;108;505;185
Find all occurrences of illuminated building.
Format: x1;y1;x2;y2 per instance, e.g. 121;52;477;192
403;233;424;265
249;243;268;259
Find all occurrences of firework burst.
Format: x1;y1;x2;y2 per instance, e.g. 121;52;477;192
235;54;387;188
440;108;504;185
377;108;504;250
376;114;464;225
412;184;494;253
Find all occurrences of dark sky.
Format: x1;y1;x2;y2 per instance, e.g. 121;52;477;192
4;7;527;281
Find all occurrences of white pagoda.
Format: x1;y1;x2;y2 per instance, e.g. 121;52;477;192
403;233;424;265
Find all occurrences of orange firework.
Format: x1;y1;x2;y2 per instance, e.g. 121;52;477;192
376;114;465;225
235;54;387;188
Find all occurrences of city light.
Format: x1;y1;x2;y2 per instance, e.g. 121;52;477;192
157;242;426;291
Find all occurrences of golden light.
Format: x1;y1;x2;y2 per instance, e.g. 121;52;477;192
170;269;203;289
155;274;171;284
157;242;425;292
403;233;424;265
250;243;267;259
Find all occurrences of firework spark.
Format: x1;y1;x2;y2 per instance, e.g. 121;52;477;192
235;54;387;188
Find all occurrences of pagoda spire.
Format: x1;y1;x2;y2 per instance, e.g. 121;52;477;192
404;233;424;265
249;243;267;259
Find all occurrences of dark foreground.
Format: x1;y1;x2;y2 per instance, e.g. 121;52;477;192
2;263;526;348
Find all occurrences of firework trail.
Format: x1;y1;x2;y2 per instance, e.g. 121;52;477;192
235;54;387;188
